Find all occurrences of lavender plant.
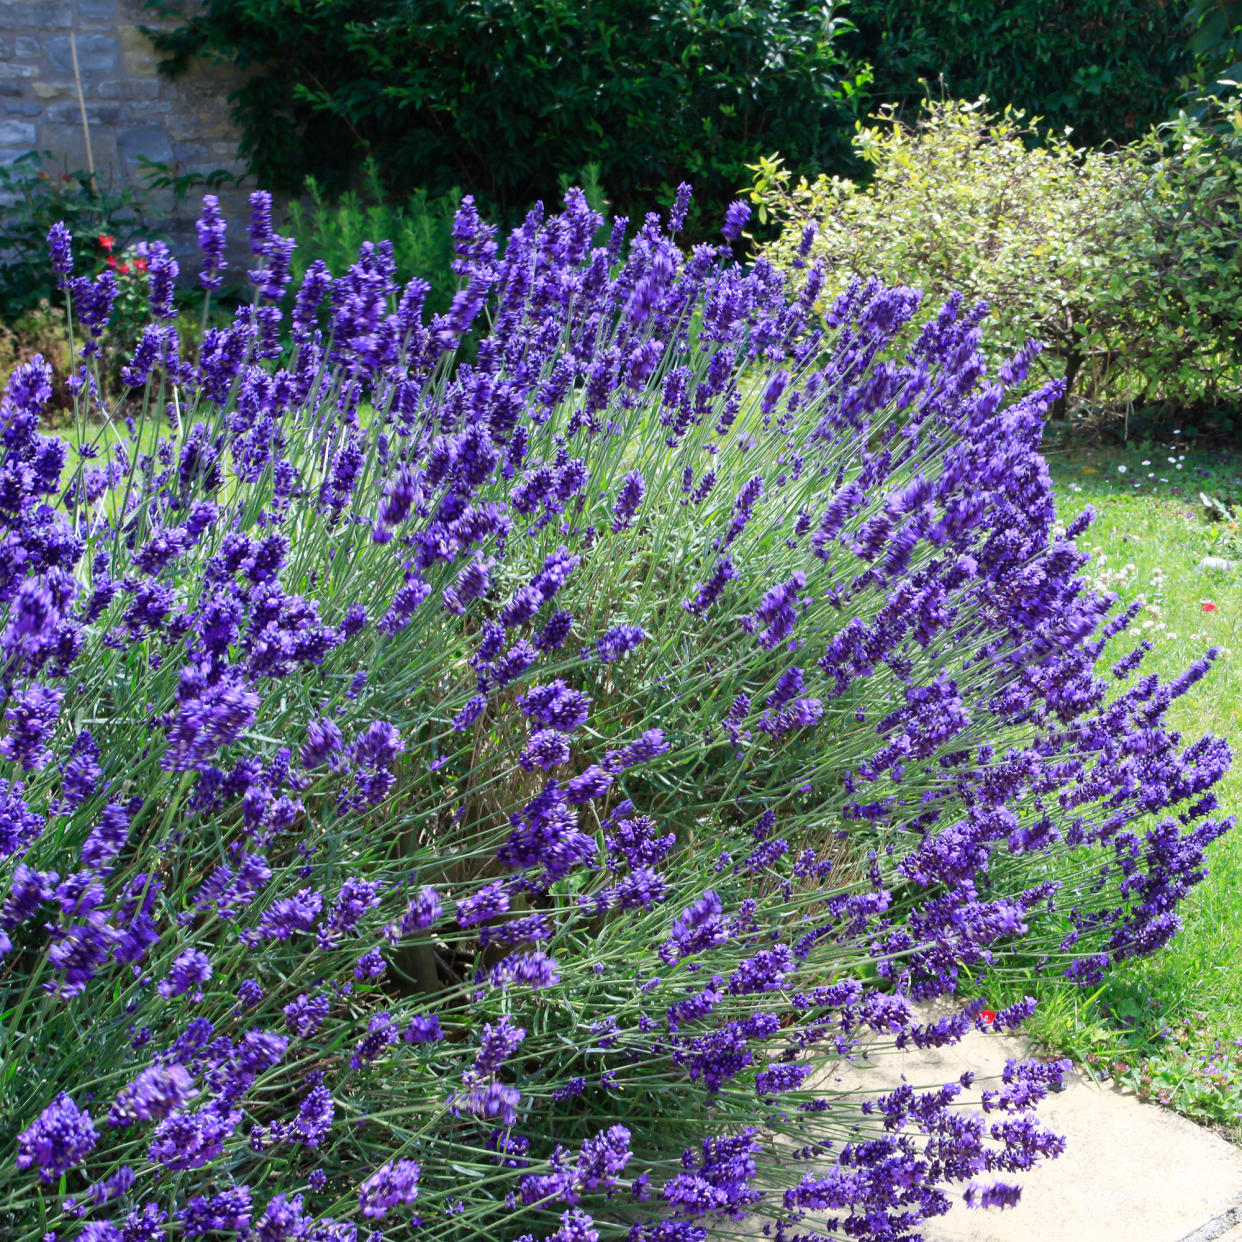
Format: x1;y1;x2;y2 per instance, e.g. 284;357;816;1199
0;187;1231;1242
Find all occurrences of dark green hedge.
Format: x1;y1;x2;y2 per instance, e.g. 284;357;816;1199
146;0;868;231
843;0;1191;146
145;0;1198;230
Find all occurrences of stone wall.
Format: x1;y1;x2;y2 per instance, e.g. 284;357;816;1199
0;0;253;269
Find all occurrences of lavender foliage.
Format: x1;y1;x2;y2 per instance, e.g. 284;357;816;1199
0;190;1231;1242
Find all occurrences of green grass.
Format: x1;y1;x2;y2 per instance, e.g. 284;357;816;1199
989;433;1242;1136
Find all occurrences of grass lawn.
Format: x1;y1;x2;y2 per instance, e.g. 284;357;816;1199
992;432;1242;1137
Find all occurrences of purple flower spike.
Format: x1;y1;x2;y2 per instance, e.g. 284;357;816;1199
546;1208;599;1242
358;1158;420;1218
196;193;228;290
596;624;646;663
489;950;562;989
247;190;274;254
108;1064;198;1127
158;948;213;1000
16;1092;98;1182
669;182;694;233
722;200;751;241
519;728;572;771
142;241;179;319
404;1013;444;1043
47;222;73;279
611;470;645;533
0;684;63;772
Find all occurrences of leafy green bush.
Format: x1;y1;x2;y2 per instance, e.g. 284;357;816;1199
283;163;463;321
1186;0;1242;95
1118;99;1242;419
749;97;1242;425
841;0;1189;146
145;0;868;232
0;153;146;321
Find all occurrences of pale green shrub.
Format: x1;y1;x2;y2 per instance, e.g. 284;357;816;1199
750;97;1242;424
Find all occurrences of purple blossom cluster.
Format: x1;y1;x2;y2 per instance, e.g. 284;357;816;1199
0;186;1230;1242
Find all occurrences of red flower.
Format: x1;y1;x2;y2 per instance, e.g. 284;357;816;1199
97;234;115;252
1203;602;1219;612
978;1009;997;1025
133;258;148;273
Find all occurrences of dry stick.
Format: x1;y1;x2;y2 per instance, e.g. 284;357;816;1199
70;30;96;194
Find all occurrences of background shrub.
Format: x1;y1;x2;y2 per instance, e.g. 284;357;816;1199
841;0;1190;146
1186;0;1242;95
283;161;464;322
1117;99;1242;424
145;0;869;232
749;97;1242;427
0;153;146;321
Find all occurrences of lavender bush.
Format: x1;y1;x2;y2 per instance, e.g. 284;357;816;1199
0;187;1231;1242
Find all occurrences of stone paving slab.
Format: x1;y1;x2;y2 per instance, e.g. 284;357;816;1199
788;1018;1242;1242
1207;1225;1242;1241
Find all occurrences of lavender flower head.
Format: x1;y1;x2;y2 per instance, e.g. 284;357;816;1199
47;222;73;279
140;241;179;319
16;1093;98;1182
358;1158;420;1218
247;190;274;254
196;194;228;290
611;471;645;533
722;200;751;242
108;1064;198;1127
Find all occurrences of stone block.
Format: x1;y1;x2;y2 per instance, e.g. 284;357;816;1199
89;131;118;169
0;38;10;62
116;123;173;168
165;113;202;142
77;0;121;23
0;84;23;99
45;99;122;126
32;82;67;100
39;126;117;172
119;24;159;76
37;122;85;152
171;141;209;162
39;2;76;25
0;120;38;147
96;77;159;101
45;35;118;75
0;65;39;80
5;4;73;28
15;37;43;60
120;99;176;122
3;102;43;117
120;0;163;22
